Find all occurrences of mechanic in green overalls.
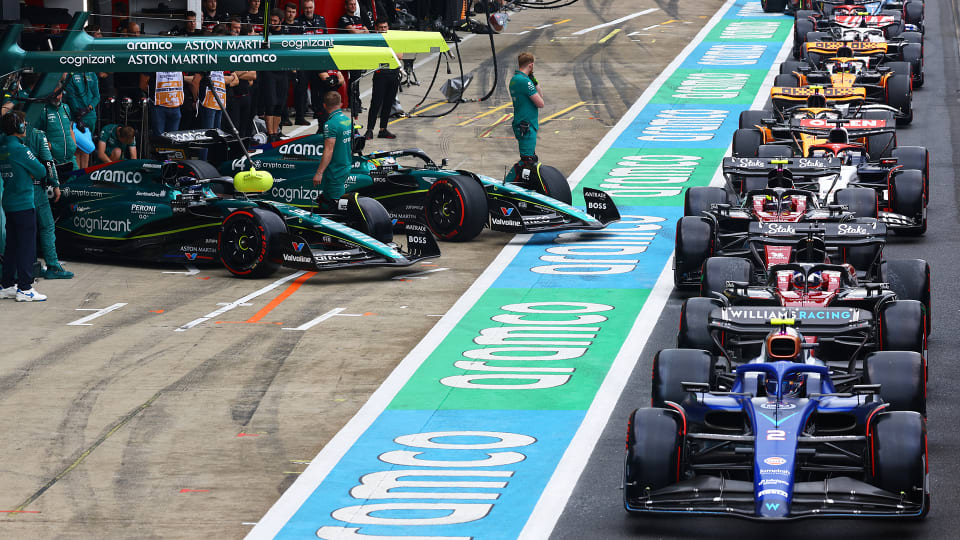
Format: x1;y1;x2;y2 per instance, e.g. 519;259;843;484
509;52;545;167
95;124;138;164
0;112;49;301
34;87;78;179
312;91;354;212
63;71;99;168
25;124;73;279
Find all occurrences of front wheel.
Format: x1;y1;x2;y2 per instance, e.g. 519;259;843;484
219;208;284;278
425;175;488;242
624;408;682;507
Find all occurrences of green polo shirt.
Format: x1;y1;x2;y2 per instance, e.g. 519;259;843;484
321;109;353;186
509;70;539;129
0;134;46;213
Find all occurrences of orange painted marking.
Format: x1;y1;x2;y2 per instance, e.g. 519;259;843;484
237;432;261;437
245;272;317;323
179;489;210;493
196;276;211;280
363;312;375;316
150;310;165;313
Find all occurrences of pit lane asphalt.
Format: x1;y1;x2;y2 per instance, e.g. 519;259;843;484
552;1;960;539
0;1;726;538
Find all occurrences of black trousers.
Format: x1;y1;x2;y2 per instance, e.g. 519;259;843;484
368;70;400;131
227;93;253;138
1;208;37;290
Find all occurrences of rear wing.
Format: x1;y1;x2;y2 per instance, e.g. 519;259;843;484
803;40;889;57
771;86;866;112
747;220;887;247
723;156;841;178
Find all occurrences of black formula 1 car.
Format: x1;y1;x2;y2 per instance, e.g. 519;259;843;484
674;165;889;287
55;160;439;277
625;351;929;519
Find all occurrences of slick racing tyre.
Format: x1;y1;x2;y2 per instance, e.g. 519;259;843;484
902;42;924;88
652;349;714;408
684;186;728;217
355;196;394;244
425;175;488;242
739;110;768;130
869;411;929;515
732;128;763;157
793;14;816;59
534;164;573;205
904;0;924;31
674;217;713;287
880;258;931;333
624;408;683;506
892;146;929;199
700;256;751;298
864;351;926;415
835;187;878;219
779;60;803;76
219;208;285;278
891;169;926;235
757;144;794;158
678;297;722;354
879;300;926;354
886;62;913;125
773;73;799;87
761;0;787;13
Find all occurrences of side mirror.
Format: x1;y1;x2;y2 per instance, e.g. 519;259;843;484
440;158;449;168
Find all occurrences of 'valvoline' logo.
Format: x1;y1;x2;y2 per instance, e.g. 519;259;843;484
501;207;514;216
292;242;306;252
185;253;198;260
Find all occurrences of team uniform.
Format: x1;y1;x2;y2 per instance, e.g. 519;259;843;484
320;109;354;202
292;13;328;122
0;133;47;298
63;72;99;133
99;124;137;159
338;13;373;119
509;70;539;157
151;72;185;135
198;71;227;129
35;101;77;175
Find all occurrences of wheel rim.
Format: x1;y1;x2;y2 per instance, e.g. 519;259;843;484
221;216;262;270
427;185;463;235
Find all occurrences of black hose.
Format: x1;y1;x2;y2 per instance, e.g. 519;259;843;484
409;29;468;118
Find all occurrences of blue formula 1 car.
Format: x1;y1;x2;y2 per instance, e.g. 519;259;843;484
624;326;929;520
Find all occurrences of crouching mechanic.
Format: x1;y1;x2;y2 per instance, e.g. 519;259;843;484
0;112;49;301
312;91;353;213
95;124;137;164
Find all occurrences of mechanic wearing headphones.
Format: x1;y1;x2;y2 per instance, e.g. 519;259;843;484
23;120;73;280
34;87;78;179
509;52;544;167
0;112;49;301
312;91;353;212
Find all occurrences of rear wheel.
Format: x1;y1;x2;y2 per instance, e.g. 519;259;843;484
652;349;714;408
761;0;787;13
892;146;929;200
773;73;798;88
903;1;924;30
835;188;878;219
678;297;723;353
732;128;763;157
700;256;752;298
739;110;768;130
864;351;926;415
886;63;913;125
219;208;284;278
880;258;931;333
891;169;926;235
880;300;926;354
624;408;682;506
902;43;924;88
869;412;928;514
425;175;488;242
793;17;815;59
757;144;794;158
780;60;803;76
684;186;728;217
674;217;712;288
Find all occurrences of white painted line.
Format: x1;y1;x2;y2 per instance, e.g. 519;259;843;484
162;264;199;275
520;2;797;538
67;303;127;326
641;24;660;31
536;23;553;29
390;267;449;279
571;8;659;35
176;271;306;332
282;308;363;331
246;235;529;539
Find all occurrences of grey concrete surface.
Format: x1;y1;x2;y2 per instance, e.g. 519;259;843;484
0;1;724;538
552;1;960;539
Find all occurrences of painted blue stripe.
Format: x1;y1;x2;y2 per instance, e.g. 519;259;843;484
276;410;585;540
